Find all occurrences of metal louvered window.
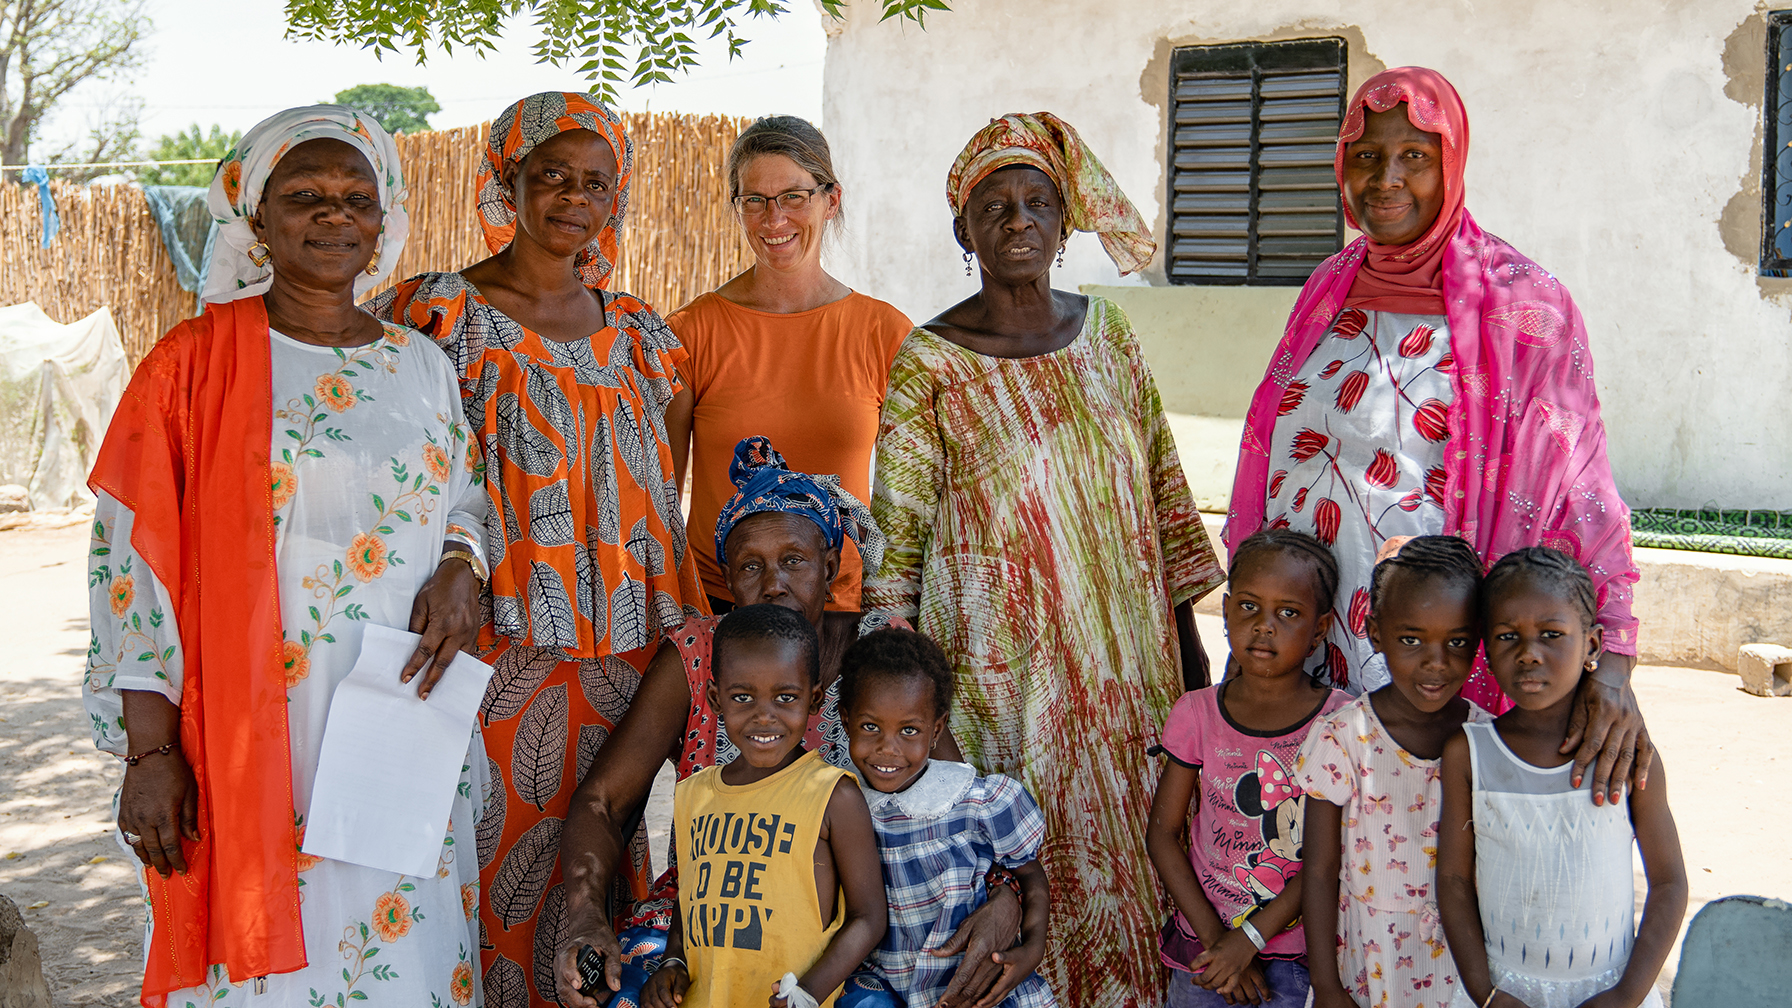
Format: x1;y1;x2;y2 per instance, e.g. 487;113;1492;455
1763;11;1792;276
1167;38;1346;285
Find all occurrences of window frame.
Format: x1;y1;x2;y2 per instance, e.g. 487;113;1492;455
1165;37;1347;287
1762;11;1792;277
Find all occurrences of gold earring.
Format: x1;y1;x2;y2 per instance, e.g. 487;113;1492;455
364;253;381;277
247;242;271;267
1584;659;1598;672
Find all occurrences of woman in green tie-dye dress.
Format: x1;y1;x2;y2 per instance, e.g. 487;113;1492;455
865;112;1224;1008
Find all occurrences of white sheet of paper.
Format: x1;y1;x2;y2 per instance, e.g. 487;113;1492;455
301;623;493;877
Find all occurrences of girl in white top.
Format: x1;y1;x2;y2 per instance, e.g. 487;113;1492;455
1438;548;1686;1008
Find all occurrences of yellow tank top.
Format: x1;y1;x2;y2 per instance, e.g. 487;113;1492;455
675;749;852;1008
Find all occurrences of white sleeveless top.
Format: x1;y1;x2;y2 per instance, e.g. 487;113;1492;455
1448;723;1662;1008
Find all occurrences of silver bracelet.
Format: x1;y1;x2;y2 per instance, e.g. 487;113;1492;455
658;956;687;974
1238;918;1267;951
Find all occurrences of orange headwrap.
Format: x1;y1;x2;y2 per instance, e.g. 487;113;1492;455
476;92;634;289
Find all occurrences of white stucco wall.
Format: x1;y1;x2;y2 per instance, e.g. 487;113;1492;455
817;0;1789;509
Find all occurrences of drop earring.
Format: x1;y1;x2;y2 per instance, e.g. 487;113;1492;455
1056;244;1066;268
963;251;974;276
247;241;271;268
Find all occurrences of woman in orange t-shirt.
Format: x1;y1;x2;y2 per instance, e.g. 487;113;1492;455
666;116;910;613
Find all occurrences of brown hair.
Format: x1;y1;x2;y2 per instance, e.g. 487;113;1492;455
726;115;843;219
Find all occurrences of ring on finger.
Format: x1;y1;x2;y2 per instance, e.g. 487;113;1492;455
122;830;142;845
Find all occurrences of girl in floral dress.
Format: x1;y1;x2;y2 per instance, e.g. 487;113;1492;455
1296;536;1494;1008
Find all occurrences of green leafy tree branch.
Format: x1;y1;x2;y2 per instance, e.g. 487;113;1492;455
282;0;951;105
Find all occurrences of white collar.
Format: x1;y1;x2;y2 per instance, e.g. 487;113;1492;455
856;760;977;821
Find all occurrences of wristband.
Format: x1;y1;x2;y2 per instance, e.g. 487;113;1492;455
1238;917;1267;951
777;972;818;1008
1480;988;1500;1008
120;742;179;766
658;956;687;974
986;865;1023;898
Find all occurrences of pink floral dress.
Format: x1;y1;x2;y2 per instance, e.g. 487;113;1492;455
1294;692;1493;1008
1263;310;1452;692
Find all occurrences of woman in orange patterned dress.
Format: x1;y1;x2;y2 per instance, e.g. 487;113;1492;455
371;92;706;1008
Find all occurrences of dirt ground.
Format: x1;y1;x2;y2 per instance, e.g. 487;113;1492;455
2;524;1786;1005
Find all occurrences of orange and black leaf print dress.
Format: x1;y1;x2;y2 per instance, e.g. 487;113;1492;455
373;272;707;1007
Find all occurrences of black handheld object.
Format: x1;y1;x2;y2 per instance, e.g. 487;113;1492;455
576;945;614;1006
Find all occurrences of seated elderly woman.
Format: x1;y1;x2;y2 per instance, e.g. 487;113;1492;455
552;437;1024;1008
1225;67;1648;800
84;108;488;1005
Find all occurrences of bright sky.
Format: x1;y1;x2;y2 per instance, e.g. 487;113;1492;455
40;0;827;156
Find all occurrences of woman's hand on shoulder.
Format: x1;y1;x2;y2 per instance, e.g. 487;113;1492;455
1564;652;1652;807
401;553;483;698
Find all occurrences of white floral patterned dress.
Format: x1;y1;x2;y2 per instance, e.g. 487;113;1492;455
1294;692;1493;1008
1263;310;1453;693
84;325;493;1008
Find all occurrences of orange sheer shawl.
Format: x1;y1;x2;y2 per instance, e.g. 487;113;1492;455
89;296;303;1005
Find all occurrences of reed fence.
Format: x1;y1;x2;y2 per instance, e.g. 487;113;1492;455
0;112;753;366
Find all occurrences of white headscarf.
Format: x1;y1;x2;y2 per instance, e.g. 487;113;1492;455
202;104;409;305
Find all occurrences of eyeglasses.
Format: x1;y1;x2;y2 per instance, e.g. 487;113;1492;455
731;183;835;216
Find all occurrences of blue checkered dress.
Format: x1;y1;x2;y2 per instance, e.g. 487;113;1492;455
857;761;1057;1008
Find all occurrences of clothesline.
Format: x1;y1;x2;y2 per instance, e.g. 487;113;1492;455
0;158;217;172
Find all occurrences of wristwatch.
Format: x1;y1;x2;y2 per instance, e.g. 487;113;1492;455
440;549;488;587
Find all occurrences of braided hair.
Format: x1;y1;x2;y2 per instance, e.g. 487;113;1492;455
1369;535;1484;615
838;628;956;720
1230;528;1339;611
1482;546;1597;629
713;603;822;684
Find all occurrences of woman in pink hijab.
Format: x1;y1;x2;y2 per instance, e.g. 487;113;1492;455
1226;68;1649;791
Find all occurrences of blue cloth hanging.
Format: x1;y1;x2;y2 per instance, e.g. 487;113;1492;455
19;165;59;248
142;185;219;294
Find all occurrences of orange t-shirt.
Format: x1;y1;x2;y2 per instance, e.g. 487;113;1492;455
669;291;910;609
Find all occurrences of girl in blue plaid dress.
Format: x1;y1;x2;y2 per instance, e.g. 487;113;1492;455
836;629;1057;1008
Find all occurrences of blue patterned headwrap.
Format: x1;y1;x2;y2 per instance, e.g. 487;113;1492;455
713;436;884;575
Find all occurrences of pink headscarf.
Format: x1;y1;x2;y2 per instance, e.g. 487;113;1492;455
1225;68;1639;710
1337;68;1468;315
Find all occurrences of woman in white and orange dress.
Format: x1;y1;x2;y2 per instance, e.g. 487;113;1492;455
86;106;488;1007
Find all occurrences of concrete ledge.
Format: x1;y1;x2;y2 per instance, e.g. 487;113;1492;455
1634;546;1792;672
1191;517;1792;673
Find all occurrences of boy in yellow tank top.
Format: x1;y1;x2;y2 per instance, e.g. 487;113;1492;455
646;604;887;1008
